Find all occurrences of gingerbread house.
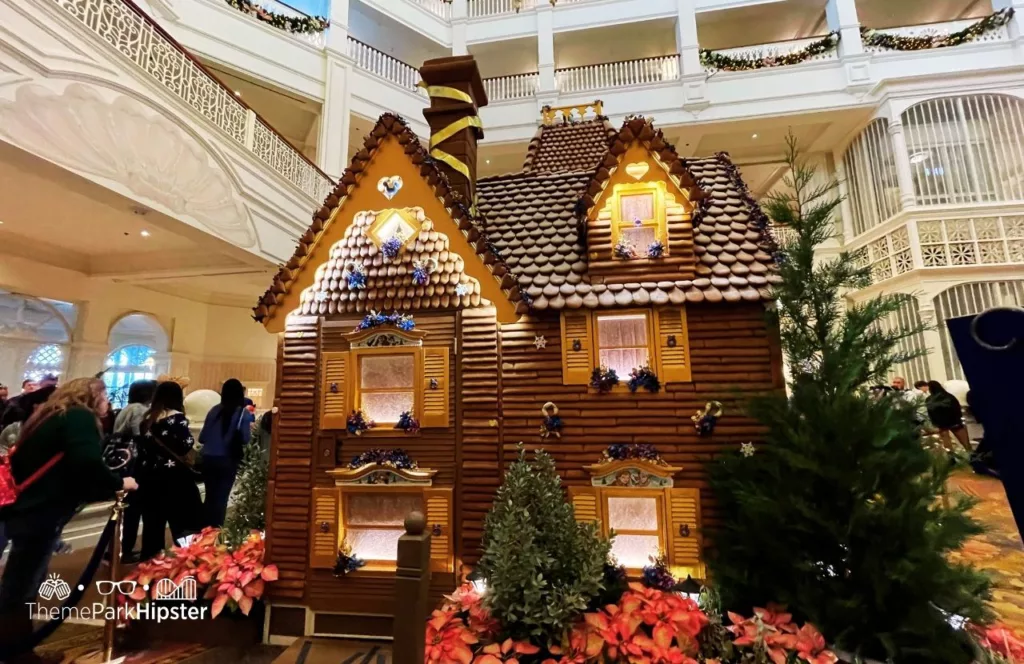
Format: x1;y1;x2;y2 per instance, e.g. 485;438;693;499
253;55;783;640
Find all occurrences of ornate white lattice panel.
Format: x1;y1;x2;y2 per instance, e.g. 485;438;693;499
917;216;1024;269
934;280;1024;380
842;119;902;237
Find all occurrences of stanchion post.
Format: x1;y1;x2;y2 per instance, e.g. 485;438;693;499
393;510;431;664
103;491;125;661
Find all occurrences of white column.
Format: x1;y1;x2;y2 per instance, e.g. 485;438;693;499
68;341;109;379
675;0;701;76
833;153;856;244
992;0;1024;41
825;0;863;56
916;296;950;382
887;120;918;209
452;0;468;56
676;0;709;110
319;0;354;180
537;3;556;97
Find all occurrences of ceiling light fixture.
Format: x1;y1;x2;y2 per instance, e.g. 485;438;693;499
486;159;491;164
909;151;931;164
234;90;242;97
751;133;759;139
141;230;151;237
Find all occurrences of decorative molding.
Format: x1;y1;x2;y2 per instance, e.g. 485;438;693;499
0;83;257;248
328;464;437;485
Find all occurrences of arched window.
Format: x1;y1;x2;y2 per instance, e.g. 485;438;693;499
902;95;1024;206
934;280;1024;381
104;313;169;408
841;118;900;236
104;345;158;408
23;344;64;382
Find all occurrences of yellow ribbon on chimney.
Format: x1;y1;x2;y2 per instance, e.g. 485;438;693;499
417;82;483;180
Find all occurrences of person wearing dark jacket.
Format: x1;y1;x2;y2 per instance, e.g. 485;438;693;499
926;380;973;455
137;381;202;560
112;380;157;562
0;377;137;663
199;379;254;528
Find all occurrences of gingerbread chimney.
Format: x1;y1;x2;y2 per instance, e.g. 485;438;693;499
419;56;489;206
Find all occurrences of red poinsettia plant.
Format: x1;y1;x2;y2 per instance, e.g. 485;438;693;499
121;527;279;618
425;582;841;664
724;604;837;664
969;621;1024;663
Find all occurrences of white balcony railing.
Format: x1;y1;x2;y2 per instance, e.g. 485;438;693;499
484;72;539;101
468;0;535;18
864;18;1010;54
556;55;680;94
52;0;334;202
348;37;422;91
410;0;452;19
254;0;327;48
704;36;839;73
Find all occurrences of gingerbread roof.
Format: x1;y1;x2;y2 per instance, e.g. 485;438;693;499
253;113;523;325
255;114;777;323
521;118;617;174
298;213;484;316
476;117;779;310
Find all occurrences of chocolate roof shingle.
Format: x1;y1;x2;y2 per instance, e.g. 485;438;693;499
522;119;617;174
477;117;779;309
256;113;776;322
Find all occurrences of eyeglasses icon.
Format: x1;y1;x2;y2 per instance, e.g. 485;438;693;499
96;580;138;596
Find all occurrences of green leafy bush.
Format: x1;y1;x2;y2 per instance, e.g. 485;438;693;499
220;441;269;548
477;446;612;642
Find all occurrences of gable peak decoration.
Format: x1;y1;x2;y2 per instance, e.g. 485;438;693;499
252;108;523;328
377;175;403;200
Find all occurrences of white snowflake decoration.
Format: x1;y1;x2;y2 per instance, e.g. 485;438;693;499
455;283;471;297
314;291;328;302
534;335;547;350
740;442;756;458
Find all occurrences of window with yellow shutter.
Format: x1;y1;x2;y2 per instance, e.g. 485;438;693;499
353;349;418;424
609;181;668;259
561;308;690;386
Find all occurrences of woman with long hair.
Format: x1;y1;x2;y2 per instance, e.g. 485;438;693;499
925;380;974;455
0;377;138;661
199;378;254;528
137;380;202;560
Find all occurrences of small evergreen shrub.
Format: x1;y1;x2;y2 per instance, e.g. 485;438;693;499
477;446;612;641
220;441;269;548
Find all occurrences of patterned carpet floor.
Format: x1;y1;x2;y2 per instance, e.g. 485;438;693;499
949;471;1024;632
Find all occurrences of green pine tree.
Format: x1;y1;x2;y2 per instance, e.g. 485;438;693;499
220;439;269;548
477;446;611;643
708;136;991;663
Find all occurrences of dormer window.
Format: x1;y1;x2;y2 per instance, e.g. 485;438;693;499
368;209;420;248
610;181;668;259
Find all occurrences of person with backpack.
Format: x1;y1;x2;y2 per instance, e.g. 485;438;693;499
926;380;974;455
110;379;157;563
137;381;203;560
198;379;254;528
0;377;138;662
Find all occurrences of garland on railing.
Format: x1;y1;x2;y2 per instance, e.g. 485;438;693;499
700;32;839;71
225;0;329;34
861;9;1014;51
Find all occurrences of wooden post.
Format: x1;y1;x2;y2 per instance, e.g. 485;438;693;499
393;510;431;664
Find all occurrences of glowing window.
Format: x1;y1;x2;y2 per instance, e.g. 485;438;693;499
357;352;416;424
596;313;651;377
104;344;157;408
344;492;424;564
606;495;663;570
369;209;420;248
610;181;667;258
23;344;64;382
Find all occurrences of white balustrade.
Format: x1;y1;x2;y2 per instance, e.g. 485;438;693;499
409;0;452;19
556;55;680;94
864;19;1009;54
51;0;333;201
483;73;539;101
705;36;839;71
347;37;423;91
468;0;535;18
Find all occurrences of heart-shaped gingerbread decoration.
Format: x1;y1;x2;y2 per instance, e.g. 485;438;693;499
624;162;649;180
377;175;403;200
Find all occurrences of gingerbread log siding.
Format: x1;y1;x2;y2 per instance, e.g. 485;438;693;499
266;316;319;601
457;307;502;566
493;303;775;542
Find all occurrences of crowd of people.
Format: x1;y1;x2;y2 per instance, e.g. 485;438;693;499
874;375;995;475
0;374;257;663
